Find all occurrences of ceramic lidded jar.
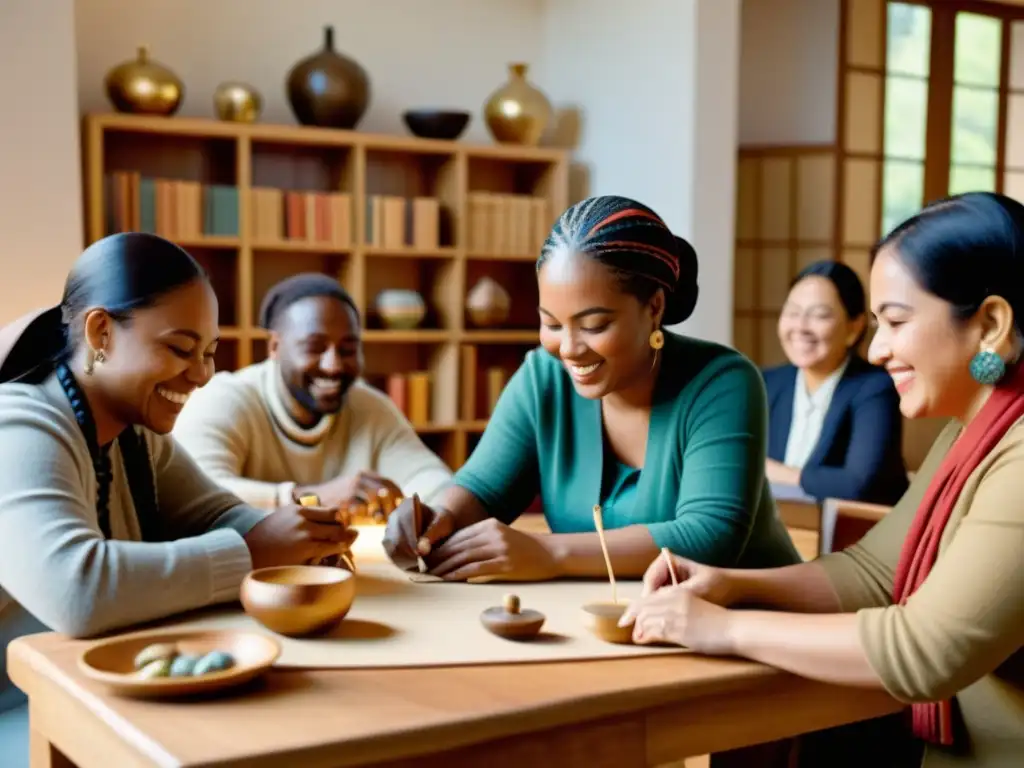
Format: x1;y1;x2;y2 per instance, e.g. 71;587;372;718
483;63;553;145
104;45;184;116
466;277;511;328
286;25;371;129
375;289;426;330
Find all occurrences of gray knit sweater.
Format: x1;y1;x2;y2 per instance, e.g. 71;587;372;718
0;372;264;711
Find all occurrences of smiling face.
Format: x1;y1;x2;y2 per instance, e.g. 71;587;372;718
867;245;989;421
268;295;362;421
537;250;661;399
778;275;863;375
87;278;219;435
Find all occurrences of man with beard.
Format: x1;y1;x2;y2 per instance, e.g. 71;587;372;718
173;273;453;520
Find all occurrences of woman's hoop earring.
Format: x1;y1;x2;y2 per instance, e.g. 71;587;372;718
649;329;665;350
969;347;1006;385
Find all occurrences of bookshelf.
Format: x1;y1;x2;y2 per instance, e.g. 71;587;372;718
81;112;569;469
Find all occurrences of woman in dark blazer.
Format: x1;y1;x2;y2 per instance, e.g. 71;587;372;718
763;261;908;505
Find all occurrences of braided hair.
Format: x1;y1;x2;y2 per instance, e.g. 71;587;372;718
537;195;699;325
0;232;208;541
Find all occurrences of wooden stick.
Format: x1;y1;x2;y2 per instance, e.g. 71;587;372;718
592;504;617;604
661;547;679;586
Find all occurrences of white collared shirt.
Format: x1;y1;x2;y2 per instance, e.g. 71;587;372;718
783;358;849;469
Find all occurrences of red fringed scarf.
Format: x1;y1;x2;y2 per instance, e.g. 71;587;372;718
891;360;1024;746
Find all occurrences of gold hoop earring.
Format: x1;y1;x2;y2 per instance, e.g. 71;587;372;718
649;329;664;350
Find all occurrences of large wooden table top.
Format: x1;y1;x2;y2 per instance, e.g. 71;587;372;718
9;631;902;768
9;515;903;767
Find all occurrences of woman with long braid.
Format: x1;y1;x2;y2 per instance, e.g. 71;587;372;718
0;233;353;765
385;195;801;581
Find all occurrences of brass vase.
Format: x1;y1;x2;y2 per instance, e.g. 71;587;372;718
483;63;553;145
286;25;371;129
214;82;262;123
104;46;183;116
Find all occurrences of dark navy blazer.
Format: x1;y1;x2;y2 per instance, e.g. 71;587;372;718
762;356;909;506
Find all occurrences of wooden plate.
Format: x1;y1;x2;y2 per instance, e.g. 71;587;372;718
78;629;281;698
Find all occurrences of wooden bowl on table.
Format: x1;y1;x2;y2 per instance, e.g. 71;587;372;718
581;601;634;644
78;629;280;698
240;564;356;637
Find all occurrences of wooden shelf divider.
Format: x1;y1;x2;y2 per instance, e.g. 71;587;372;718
81;112;568;469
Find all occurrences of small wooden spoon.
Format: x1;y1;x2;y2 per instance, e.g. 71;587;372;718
480;594;546;640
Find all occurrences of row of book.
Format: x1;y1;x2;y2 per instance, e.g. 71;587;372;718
467;193;551;257
460;344;508;421
107;171;239;239
381;372;431;425
251;188;352;246
364;195;443;250
105;171;547;257
249;190;444;250
378;365;508;426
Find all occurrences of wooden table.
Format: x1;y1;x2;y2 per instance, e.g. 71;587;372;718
9;515;903;767
10;631;902;768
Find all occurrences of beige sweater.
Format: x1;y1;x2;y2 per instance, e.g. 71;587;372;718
172;360;453;509
819;418;1024;767
0;372;263;712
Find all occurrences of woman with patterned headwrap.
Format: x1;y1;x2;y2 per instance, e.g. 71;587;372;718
384;195;802;582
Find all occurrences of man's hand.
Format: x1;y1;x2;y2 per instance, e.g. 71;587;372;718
296;471;404;522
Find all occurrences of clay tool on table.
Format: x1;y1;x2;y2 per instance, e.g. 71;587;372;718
593;504;618;605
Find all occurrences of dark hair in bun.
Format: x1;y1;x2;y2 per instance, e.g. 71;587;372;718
536;195;699;325
873;191;1024;335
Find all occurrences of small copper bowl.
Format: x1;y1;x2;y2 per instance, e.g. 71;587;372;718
240;565;355;637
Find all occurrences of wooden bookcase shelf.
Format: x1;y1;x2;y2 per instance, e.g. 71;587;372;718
81;112;569;469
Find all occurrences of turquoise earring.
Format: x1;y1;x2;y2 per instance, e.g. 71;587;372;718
969;348;1006;385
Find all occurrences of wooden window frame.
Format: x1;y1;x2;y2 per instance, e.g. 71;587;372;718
843;0;1024;229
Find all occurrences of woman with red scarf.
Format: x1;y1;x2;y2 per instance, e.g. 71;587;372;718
621;191;1024;767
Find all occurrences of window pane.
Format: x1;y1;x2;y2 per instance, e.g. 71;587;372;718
954;12;1002;87
882;160;924;235
887;3;932;77
951;86;999;166
949;166;996;195
884;76;928;159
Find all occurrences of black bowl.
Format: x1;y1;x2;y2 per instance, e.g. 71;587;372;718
402;109;471;141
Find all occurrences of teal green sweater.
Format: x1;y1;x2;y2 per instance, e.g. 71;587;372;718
454;332;802;568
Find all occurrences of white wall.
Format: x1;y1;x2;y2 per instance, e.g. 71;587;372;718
739;0;839;145
67;0;741;344
75;0;545;144
539;0;740;345
0;0;83;324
